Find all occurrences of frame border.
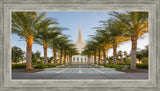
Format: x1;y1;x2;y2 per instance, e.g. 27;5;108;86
0;0;160;91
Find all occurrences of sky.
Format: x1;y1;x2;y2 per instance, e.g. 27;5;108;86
11;12;149;57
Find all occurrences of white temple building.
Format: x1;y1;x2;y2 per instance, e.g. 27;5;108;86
72;26;88;63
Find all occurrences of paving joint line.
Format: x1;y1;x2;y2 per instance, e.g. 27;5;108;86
94;69;105;74
57;70;65;73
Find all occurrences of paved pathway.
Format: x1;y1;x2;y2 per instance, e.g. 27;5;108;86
12;63;148;79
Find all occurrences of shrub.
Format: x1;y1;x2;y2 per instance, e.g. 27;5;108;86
98;64;104;66
12;63;26;69
41;65;48;69
46;64;56;68
34;63;56;69
34;64;43;69
56;63;63;66
117;63;130;65
103;64;123;70
136;64;148;69
126;64;148;69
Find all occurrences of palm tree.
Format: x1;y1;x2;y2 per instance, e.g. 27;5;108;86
92;34;105;64
49;37;60;64
57;35;70;64
34;18;60;64
63;43;75;64
105;19;130;64
110;12;148;70
81;47;93;64
67;48;79;64
12;12;46;70
85;41;98;64
94;29;112;64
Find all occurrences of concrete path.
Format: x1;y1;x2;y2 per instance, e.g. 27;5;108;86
12;68;148;79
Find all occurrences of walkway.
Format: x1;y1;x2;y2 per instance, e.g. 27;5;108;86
58;63;101;68
12;63;148;79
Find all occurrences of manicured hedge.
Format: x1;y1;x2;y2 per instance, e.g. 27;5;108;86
33;64;43;69
117;63;130;65
97;63;148;69
56;63;63;66
12;63;26;69
117;63;148;69
136;64;148;69
41;65;48;69
34;63;56;69
46;64;56;68
98;64;105;66
103;64;123;70
123;64;148;69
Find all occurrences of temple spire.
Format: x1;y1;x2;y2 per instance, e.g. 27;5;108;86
76;25;85;44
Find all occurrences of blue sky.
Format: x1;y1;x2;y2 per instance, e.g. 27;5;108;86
12;12;149;57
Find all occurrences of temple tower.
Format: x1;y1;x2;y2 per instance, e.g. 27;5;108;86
75;25;85;44
72;26;87;63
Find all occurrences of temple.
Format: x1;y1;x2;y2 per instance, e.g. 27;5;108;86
72;26;88;63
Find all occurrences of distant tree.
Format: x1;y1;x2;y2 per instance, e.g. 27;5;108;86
12;46;25;64
141;57;148;64
48;57;54;63
123;51;130;64
123;51;129;58
34;51;41;58
108;56;113;64
136;45;148;60
117;50;123;61
32;51;41;64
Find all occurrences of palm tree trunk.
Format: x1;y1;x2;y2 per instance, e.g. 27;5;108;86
113;44;117;64
88;55;91;64
36;58;37;64
53;48;57;64
66;56;68;63
94;51;96;64
52;48;54;64
130;36;138;70
103;48;106;64
60;50;63;64
98;49;101;64
69;55;72;64
26;36;33;70
43;41;48;64
64;50;67;64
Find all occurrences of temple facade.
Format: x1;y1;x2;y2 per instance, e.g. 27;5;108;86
72;26;88;63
